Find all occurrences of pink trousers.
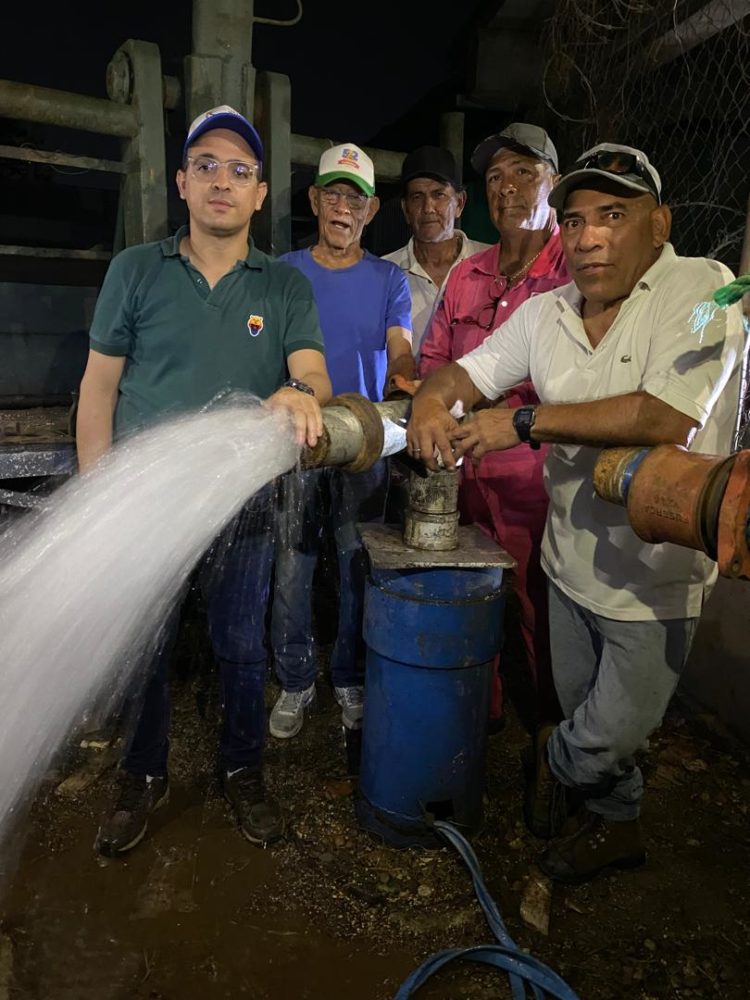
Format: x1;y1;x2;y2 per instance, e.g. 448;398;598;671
459;458;559;725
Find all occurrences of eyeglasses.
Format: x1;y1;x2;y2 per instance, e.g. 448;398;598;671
316;187;369;210
186;155;260;186
575;151;660;203
450;292;503;331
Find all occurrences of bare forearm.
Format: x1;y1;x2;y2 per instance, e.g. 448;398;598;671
299;370;332;405
413;362;485;416
532;391;697;448
75;387;117;472
386;351;417;384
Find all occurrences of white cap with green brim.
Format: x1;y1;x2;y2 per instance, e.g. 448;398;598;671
316;143;375;196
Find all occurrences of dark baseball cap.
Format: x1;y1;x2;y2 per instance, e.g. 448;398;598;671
471;123;558;175
183;104;264;165
400;146;462;192
548;142;662;210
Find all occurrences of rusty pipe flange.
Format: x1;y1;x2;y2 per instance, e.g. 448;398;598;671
717;449;750;579
301;424;332;469
327;392;385;472
698;454;735;559
593;447;648;505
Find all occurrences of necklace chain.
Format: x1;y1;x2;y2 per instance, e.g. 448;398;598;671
505;245;544;285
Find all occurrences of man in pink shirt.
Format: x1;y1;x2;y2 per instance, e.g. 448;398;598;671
420;123;569;740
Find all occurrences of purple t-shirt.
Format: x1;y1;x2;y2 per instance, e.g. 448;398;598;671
280;248;412;401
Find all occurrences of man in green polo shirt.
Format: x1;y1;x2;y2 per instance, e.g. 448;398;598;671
76;105;331;855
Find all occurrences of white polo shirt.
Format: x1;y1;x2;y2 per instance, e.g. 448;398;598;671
457;244;743;621
383;231;491;356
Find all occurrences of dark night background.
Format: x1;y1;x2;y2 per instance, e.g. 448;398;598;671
0;0;510;268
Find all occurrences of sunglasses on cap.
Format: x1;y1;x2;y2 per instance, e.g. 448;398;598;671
575;150;661;203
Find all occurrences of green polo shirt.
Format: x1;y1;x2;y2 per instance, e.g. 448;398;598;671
89;226;325;436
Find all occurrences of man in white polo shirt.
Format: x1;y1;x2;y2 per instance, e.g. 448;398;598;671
406;143;743;883
383;146;490;356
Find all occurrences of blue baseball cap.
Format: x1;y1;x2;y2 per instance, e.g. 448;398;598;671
183;105;264;165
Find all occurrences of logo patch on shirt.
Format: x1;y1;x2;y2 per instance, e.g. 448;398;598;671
620;354;632;363
247;314;264;337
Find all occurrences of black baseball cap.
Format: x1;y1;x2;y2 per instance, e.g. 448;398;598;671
471;123;558;176
400;146;462;192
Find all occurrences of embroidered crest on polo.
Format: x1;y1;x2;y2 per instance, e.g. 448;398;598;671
247;314;264;337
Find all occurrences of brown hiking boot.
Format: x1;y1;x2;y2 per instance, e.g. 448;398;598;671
522;724;568;839
538;810;646;884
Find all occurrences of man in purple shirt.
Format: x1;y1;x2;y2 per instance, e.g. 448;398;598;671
270;143;415;740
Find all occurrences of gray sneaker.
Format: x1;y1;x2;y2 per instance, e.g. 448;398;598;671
334;685;364;730
269;683;316;739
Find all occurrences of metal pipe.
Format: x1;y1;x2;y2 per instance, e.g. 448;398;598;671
0;245;111;260
305;397;411;470
0;80;138;138
0;143;128;175
648;0;750;67
290;133;406;184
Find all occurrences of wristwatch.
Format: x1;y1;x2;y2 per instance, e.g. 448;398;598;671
512;406;540;449
284;378;315;396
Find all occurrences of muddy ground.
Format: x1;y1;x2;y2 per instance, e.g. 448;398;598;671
2;594;749;1000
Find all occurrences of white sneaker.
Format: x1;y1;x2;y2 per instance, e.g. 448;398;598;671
334;685;364;730
269;684;316;739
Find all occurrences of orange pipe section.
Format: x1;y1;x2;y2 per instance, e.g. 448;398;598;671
594;445;750;581
625;445;730;556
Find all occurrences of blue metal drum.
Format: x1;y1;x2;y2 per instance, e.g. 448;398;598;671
357;561;505;848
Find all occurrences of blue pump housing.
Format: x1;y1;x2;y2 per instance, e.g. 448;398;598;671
357;562;505;848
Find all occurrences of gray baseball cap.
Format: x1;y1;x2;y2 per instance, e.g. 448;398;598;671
471;123;559;176
548;142;662;210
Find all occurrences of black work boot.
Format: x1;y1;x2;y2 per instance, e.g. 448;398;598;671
222;767;284;846
538;810;646;884
95;770;169;857
522;724;568;839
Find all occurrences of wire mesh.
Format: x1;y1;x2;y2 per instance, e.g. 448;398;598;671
541;0;750;272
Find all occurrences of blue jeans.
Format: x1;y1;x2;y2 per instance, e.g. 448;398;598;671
271;462;388;691
124;484;276;777
546;582;698;821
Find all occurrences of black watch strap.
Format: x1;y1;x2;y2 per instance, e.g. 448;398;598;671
284;378;315;396
512;406;541;450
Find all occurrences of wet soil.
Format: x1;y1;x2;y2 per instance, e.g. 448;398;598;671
2;605;750;1000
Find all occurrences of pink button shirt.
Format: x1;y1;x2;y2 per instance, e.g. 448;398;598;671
419;231;569;483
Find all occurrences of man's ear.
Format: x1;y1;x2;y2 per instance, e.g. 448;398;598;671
255;181;269;212
651;203;672;247
454;189;467;219
365;195;381;225
308;185;320;218
400;198;409;223
176;169;187;201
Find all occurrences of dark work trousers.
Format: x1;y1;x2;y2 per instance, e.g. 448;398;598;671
271;461;389;691
123;484;276;777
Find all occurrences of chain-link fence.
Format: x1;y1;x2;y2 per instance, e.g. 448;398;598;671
541;0;750;273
